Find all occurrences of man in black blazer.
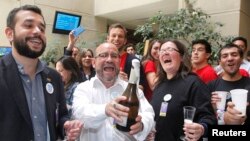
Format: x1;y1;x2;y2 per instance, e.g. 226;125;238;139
0;5;82;141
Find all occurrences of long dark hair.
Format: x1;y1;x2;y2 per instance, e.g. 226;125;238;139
56;56;83;85
78;49;95;71
155;39;192;86
141;39;162;67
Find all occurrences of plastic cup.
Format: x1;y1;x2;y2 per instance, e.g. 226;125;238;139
183;106;196;123
180;106;196;141
230;89;248;116
215;91;228;111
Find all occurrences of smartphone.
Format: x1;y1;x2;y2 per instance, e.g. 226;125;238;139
73;26;85;37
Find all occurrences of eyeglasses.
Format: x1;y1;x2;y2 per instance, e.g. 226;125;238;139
159;47;179;54
95;52;120;59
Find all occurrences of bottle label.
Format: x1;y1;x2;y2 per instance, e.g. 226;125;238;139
116;116;128;127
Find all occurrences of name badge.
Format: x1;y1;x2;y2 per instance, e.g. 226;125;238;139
159;94;172;117
160;102;168;117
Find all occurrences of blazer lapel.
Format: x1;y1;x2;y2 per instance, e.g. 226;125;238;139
4;54;32;127
41;70;53;118
41;69;58;140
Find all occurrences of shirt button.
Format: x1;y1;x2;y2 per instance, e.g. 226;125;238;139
33;115;37;119
32;97;36;101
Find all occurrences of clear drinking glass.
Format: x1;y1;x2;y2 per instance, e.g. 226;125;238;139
180;106;196;141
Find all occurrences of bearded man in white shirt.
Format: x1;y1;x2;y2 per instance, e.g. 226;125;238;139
72;42;155;141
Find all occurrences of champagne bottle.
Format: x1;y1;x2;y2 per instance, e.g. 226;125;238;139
116;59;140;132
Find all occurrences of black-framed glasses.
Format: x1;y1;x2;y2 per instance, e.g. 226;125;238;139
159;47;179;54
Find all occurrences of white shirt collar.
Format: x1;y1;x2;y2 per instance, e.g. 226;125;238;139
92;76;125;89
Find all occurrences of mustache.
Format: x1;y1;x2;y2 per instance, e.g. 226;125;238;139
25;36;46;45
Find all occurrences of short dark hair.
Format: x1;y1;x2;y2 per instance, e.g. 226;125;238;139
78;48;95;73
124;43;135;51
141;39;161;64
7;5;44;29
218;43;244;60
232;36;248;47
192;39;212;53
108;23;127;38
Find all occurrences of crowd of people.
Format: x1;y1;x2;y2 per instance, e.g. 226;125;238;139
1;4;250;141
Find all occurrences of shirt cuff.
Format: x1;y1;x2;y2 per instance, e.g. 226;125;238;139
200;122;208;137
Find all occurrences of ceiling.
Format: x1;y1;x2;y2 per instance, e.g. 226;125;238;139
95;0;179;29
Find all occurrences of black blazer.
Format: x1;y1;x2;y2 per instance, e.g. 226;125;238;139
124;54;145;86
0;53;69;141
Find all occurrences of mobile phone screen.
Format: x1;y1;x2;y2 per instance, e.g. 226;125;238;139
73;26;85;37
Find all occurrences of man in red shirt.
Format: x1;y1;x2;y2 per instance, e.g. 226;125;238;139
106;23;144;89
106;23;128;80
191;39;218;83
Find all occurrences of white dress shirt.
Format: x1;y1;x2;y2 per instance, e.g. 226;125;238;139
72;76;155;141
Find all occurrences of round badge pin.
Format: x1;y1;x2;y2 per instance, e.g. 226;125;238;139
164;94;172;102
46;83;54;94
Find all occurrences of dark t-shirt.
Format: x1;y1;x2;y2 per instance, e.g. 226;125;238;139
151;74;216;141
207;77;250;124
122;53;145;86
207;77;250;93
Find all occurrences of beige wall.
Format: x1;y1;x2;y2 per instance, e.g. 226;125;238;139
94;0;178;28
193;0;250;44
193;0;241;35
0;1;20;46
94;0;250;44
240;0;250;44
0;0;107;57
1;0;249;52
95;0;163;15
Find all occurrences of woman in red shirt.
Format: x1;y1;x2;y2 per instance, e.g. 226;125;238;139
141;39;162;101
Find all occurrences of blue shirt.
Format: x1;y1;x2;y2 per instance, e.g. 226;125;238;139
17;60;49;141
